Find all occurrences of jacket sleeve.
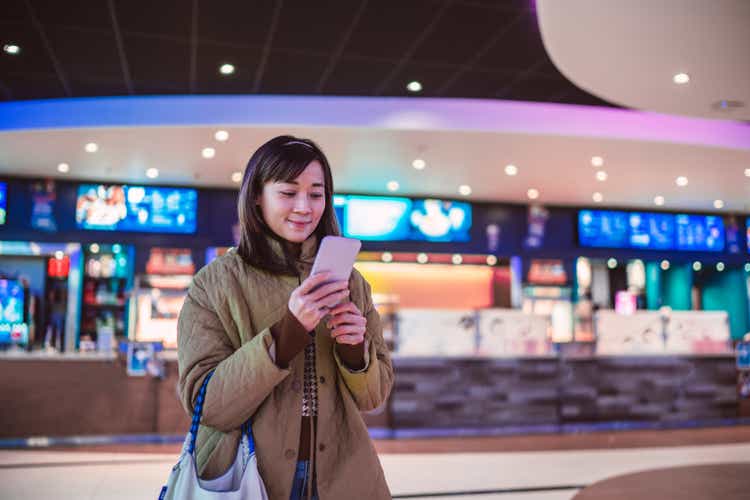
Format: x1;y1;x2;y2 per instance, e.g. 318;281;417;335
332;276;394;411
177;277;291;432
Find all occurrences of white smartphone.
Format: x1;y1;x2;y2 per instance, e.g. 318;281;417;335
310;236;361;285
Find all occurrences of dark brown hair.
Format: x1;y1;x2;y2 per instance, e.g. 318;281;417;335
236;135;340;275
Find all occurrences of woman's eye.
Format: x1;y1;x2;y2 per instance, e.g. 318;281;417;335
310;193;324;199
280;192;295;197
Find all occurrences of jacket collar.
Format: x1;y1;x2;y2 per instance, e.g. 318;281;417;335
265;232;318;268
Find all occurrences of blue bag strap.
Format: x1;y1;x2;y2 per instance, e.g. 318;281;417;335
188;370;256;457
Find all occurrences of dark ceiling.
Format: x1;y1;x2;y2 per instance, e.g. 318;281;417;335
0;0;615;107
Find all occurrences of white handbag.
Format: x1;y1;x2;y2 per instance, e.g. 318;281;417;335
159;371;269;499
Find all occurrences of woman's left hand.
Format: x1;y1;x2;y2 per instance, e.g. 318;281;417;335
326;301;366;345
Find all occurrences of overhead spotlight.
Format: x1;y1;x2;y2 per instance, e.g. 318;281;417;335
416;253;428;264
713;199;724;209
527;188;539;200
57;163;70;173
452;254;463;265
458;185;472;196
214;130;229;142
146;168;159;179
591;156;604;167
675;176;688;187
387;180;400;192
54;251;64;260
716;262;725;272
504;164;518;176
202;147;216;159
673;73;690;84
381;252;393;263
607;258;617;269
412;158;426;170
3;44;20;55
654;195;665;206
745;263;750;273
407;81;422;93
231;171;243;183
90;243;100;254
596;170;608;182
592;192;603;203
219;63;235;75
745;168;750;177
660;260;670;271
85;142;98;153
693;261;702;272
486;255;498;266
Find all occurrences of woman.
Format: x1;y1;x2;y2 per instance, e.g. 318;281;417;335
177;135;394;500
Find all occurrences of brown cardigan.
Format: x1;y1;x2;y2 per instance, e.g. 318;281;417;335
177;236;393;499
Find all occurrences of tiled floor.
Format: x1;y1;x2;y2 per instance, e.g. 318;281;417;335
2;428;750;499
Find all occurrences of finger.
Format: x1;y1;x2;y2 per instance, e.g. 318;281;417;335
312;289;350;310
306;280;349;302
334;333;365;345
330;324;364;338
298;272;333;294
327;313;365;329
328;301;359;317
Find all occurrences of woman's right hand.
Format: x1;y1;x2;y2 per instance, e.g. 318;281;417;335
288;272;350;332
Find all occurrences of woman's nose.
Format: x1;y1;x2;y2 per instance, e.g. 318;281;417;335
293;195;311;213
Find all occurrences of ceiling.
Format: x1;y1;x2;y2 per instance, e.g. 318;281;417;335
0;0;612;106
537;0;750;120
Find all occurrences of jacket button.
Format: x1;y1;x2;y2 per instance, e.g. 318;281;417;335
318;443;325;452
319;376;326;384
285;449;295;460
291;380;301;392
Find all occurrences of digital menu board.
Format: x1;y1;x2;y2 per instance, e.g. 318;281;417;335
76;184;197;233
0;279;28;346
578;210;628;248
341;195;471;242
746;218;750;254
675;214;724;252
579;210;725;252
0;181;6;225
629;212;674;250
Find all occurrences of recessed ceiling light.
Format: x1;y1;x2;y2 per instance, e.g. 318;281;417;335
716;262;725;272
673;72;690;84
57;163;70;173
231;171;243;183
745;263;750;273
3;44;20;55
458;185;472;196
412;158;426;170
54;251;64;260
90;243;100;254
202;147;216;159
219;63;235;75
387;180;400;191
527;188;539;200
592;192;603;203
607;258;617;269
745;168;750;177
596;170;608;182
85;142;98;153
713;199;724;209
693;261;702;272
381;252;393;263
654;195;665;206
407;81;422;93
214;130;229;142
661;260;670;271
146;168;159;179
452;254;463;265
504;164;518;176
486;255;498;266
591;156;604;167
675;176;688;187
416;253;428;264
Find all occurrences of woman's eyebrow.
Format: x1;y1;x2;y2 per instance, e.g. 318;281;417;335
278;180;325;188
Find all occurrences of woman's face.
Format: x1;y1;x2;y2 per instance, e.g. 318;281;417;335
258;160;326;243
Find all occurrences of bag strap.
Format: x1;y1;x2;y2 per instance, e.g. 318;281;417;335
188;370;256;457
